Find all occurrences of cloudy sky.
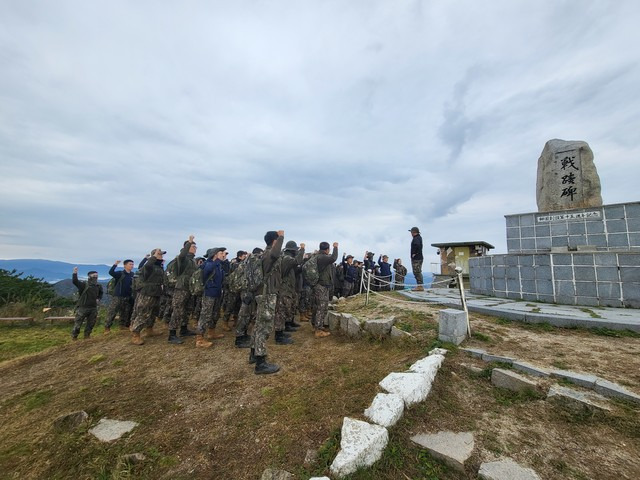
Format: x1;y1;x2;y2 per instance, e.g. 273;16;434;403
1;1;639;270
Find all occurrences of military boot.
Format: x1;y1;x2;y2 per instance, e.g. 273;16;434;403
248;348;256;364
275;331;294;345
284;322;298;332
145;326;160;337
289;319;301;328
131;331;144;346
254;356;280;375
195;334;213;348
221;320;231;331
179;325;196;337
206;329;225;340
168;330;184;345
235;335;251;348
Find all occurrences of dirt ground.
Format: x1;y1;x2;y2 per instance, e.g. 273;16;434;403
1;294;639;479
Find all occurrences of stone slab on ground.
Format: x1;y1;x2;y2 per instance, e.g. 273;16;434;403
88;418;139;442
364;393;404;427
363;317;395;336
53;411;89;431
491;368;539;393
550;369;598;388
122;453;146;465
478;458;541;480
330;417;388;478
309;477;331;480
512;361;550;378
594;378;640;404
410;431;474;472
429;348;449;356
45;316;75;324
482;353;515;365
460;347;486;358
379;372;433;406
0;317;34;326
409;354;445;381
260;469;295;480
390;326;412;338
547;384;611;414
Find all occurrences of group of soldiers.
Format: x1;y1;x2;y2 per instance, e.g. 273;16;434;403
70;227;425;375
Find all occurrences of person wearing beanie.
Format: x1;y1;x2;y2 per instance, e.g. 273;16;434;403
249;230;284;374
234;248;263;349
70;267;103;340
312;241;339;338
274;240;305;343
130;248;166;345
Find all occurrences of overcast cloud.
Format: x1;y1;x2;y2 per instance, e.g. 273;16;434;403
1;0;639;270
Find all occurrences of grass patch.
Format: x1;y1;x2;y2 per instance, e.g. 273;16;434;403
0;324;72;363
493;387;543;406
100;376;116;387
89;354;106;364
579;308;603;319
23;390;53;411
552;360;570;370
472;332;491;342
591;328;640;338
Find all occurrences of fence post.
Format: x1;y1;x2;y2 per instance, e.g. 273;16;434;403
455;267;471;337
365;270;372;306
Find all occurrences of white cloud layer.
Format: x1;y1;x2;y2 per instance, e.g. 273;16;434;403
1;0;639;268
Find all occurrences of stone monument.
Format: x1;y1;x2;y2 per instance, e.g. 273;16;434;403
469;140;640;308
536;139;602;212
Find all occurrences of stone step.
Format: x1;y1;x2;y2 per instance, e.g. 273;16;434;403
547;384;611;414
478;458;541;480
410;431;475;472
491;368;539;393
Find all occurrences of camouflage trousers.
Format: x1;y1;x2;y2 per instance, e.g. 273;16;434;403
252;293;277;357
197;295;222;334
161;289;173;323
105;296;132;328
130;294;161;333
274;294;296;332
191;294;202;322
223;291;241;322
394;274;405;290
411;259;424;286
298;286;312;313
236;292;256;337
72;306;97;338
169;289;191;330
311;284;330;330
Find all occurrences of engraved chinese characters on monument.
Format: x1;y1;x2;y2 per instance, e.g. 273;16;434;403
536;139;603;212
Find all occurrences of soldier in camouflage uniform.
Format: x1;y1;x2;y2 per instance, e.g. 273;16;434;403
222;250;247;331
130;248;166;345
312;241;339;338
168;235;198;344
71;267;103;340
250;230;284;374
274;241;305;344
234;248;262;349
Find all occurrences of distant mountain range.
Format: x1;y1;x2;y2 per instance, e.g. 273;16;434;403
0;259;115;283
0;258;433;288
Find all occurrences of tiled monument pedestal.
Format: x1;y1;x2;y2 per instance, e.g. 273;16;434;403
469;202;640;308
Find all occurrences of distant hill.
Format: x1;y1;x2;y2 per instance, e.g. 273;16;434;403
0;259;115;283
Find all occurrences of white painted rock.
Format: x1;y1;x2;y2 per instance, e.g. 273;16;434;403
89;418;139;442
409;354;445;379
309;477;331;480
379;372;432;406
429;348;448;356
364;393;405;427
410;431;475;472
329;417;388;478
478;458;541;480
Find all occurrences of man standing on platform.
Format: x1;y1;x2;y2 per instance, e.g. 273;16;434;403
409;226;424;291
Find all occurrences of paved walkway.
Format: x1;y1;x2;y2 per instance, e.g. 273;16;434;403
399;289;640;332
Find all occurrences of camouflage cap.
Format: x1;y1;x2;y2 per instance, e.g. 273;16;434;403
284;240;298;251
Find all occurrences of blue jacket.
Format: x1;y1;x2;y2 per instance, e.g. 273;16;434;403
202;258;224;298
109;264;134;297
378;256;392;277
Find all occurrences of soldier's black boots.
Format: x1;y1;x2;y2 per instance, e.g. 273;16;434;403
235;335;251;348
179;326;196;337
289;320;301;328
275;330;294;345
284;322;298;332
168;330;184;345
249;348;256;364
254;355;280;375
